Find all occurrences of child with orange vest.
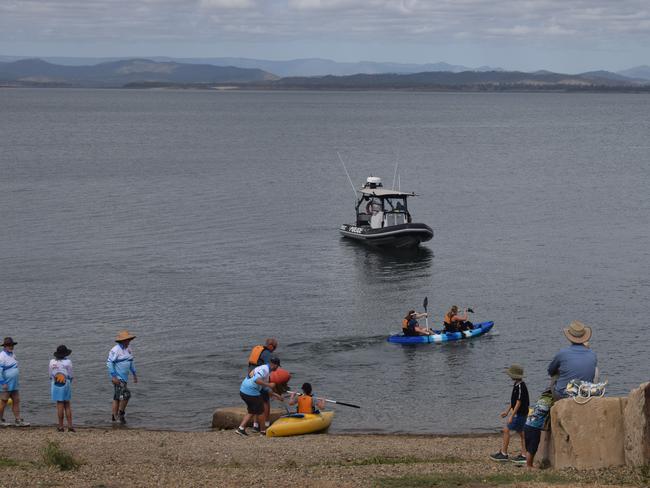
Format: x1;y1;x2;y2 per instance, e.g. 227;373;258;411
289;383;325;414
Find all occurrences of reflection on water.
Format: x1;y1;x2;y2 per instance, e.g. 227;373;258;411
340;238;434;280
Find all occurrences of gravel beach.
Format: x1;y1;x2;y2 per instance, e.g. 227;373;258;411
0;427;646;487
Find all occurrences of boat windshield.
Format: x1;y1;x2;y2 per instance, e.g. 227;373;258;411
356;196;410;227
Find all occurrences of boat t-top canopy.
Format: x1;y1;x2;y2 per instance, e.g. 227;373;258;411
359;187;416;198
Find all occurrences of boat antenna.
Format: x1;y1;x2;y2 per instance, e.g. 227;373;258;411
392;150;399;190
337;151;358;198
398;174;401;192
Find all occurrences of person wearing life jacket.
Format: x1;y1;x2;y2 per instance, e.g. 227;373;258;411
443;306;471;334
402;310;432;336
247;338;278;372
289;383;325;414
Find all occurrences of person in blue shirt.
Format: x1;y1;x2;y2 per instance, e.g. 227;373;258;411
547;321;597;401
236;356;284;436
0;337;29;427
107;330;138;424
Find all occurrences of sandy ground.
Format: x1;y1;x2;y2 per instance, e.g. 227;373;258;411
0;427;646;487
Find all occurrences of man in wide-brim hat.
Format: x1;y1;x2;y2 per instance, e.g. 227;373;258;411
0;337;30;426
106;330;138;424
547;321;597;400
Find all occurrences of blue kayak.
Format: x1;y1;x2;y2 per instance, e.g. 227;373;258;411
387;321;494;344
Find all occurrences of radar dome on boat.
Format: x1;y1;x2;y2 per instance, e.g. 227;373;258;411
365;176;383;188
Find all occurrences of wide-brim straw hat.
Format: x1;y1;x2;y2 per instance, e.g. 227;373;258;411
53;345;72;359
115;330;136;342
506;364;524;380
563;320;592;344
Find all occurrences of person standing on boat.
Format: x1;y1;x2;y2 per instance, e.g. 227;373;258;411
402;310;432;336
236;356;284;436
49;345;74;432
0;337;29;427
443;306;471;334
107;330;138;424
547;321;597;401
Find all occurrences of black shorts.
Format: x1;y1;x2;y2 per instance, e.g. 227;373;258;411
240;392;264;415
403;328;417;336
524;425;542;455
260;389;270;402
113;381;131;401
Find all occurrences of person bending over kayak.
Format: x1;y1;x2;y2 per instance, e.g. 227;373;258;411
443;306;473;334
402;310;432;336
289;383;325;414
247;338;279;432
237;356;284;436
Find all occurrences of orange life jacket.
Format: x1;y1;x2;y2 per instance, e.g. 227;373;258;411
402;318;409;331
297;394;314;414
444;313;457;326
248;345;266;366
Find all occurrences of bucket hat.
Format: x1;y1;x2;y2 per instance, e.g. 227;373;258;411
506;364;524;380
115;330;136;343
563;320;592;344
2;337;17;347
54;345;72;359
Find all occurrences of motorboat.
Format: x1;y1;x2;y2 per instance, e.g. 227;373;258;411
339;176;433;248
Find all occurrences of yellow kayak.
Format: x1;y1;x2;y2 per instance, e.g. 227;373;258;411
266;412;334;437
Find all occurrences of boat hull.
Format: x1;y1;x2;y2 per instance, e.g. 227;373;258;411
266;412;334;437
339;223;433;248
387;321;494;344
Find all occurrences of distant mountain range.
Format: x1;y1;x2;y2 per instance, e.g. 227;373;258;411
1;57;650;90
0;59;276;87
0;55;501;77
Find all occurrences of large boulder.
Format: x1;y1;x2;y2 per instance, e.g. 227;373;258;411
550;397;627;469
624;382;650;466
212;406;286;429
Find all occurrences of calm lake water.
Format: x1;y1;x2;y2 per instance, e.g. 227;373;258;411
1;88;648;432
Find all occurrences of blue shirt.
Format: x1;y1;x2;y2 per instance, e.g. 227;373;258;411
548;344;597;397
240;364;270;396
106;344;136;382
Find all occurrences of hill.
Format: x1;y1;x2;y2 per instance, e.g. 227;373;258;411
0;58;277;87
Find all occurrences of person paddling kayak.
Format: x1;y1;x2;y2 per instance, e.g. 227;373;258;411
402;310;432;336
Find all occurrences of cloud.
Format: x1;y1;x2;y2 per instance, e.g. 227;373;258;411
1;0;649;58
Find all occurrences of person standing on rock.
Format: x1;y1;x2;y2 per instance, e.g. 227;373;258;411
107;330;138;424
236;356;283;436
547;321;597;401
0;337;30;427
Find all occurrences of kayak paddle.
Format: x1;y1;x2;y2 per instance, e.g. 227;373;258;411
423;296;429;331
287;391;360;409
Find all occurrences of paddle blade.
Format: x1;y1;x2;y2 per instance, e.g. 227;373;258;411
334;401;361;409
423;296;428;311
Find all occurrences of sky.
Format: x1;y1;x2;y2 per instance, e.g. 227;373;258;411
1;0;649;73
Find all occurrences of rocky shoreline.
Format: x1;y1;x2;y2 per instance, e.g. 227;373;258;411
0;427;647;487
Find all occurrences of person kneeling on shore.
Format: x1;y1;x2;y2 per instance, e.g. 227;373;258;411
289;383;325;414
402;310;432;336
237;356;284;436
